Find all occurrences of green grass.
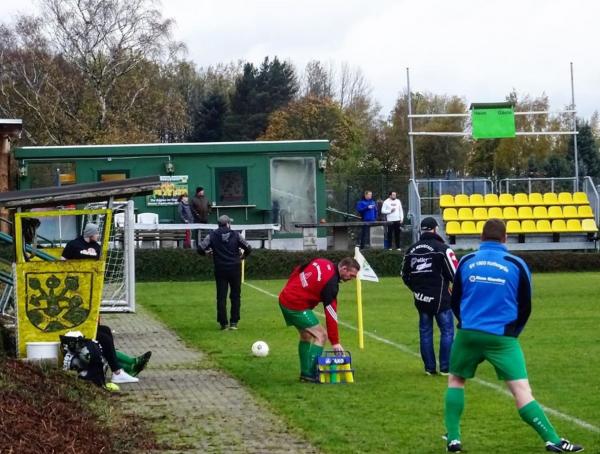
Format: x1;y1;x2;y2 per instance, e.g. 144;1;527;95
138;273;600;453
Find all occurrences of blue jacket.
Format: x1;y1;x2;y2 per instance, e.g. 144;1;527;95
451;241;531;337
356;198;378;221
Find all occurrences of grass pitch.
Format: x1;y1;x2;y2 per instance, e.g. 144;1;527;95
138;273;600;453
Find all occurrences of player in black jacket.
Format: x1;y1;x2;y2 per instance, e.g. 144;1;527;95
198;215;252;330
401;217;458;375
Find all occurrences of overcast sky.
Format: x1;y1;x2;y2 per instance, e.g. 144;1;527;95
4;0;599;119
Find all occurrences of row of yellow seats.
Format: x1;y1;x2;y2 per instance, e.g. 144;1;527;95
443;205;594;222
440;192;589;208
446;219;598;235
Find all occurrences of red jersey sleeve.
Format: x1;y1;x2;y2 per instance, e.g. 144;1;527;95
324;299;340;345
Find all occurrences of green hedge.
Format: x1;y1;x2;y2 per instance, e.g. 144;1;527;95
135;248;600;282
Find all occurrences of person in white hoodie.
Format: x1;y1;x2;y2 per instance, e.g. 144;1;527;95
381;191;404;249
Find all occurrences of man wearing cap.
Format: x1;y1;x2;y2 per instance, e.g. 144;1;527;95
62;222;102;260
401;217;458;375
198;215;252;330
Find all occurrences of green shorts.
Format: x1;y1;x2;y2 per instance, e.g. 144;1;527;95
449;329;528;381
279;303;319;330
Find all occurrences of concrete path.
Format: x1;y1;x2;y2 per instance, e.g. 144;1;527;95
104;308;318;454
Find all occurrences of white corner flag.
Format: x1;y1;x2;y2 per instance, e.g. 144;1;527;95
353;247;379;349
354;247;379;282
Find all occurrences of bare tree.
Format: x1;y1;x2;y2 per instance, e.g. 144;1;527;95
338;62;371;111
302;60;336;99
41;0;178;129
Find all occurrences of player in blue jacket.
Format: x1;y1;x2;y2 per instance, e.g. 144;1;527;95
355;190;378;249
443;219;583;453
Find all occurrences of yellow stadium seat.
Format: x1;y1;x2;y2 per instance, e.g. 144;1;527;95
533;206;548;219
454;194;470;207
536;220;552;233
547;206;563;219
458;208;473;220
484;194;499;206
469;194;485;206
528;193;543;205
446;221;461;235
581;218;598;232
503;207;518;220
543;193;558;205
521;220;537;233
577;205;594;218
518;206;533;219
487;207;503;219
476;221;485;233
506;220;521;234
461;221;477;235
443;208;458;221
558;192;573;205
551;219;568;233
440;194;455;208
566;219;583;232
498;193;514;206
472;207;488;221
573;192;589;205
513;193;529;206
562;206;578;219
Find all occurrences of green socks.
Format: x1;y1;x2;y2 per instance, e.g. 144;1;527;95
298;341;324;377
444;387;465;442
518;400;561;444
116;350;136;375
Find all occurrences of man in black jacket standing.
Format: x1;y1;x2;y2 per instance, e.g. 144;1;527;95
401;217;458;375
198;215;252;330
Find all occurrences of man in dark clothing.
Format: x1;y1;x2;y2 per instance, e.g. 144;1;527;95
198;215;252;330
279;257;360;382
62;222;102;260
401;217;458;375
191;186;212;245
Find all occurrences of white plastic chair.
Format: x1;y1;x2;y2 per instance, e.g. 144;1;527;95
137;212;159;248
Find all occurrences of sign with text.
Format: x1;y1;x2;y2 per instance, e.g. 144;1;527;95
471;104;516;139
147;175;189;206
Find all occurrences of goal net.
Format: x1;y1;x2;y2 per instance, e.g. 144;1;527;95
84;201;136;312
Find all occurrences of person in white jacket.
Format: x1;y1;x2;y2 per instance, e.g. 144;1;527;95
381;191;404;249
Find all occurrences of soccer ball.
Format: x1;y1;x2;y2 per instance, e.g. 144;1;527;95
251;340;269;357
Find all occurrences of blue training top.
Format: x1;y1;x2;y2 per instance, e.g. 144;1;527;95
451;241;532;337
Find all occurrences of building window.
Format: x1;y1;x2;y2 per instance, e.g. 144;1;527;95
98;170;129;182
29;162;76;188
270;158;316;233
216;168;247;205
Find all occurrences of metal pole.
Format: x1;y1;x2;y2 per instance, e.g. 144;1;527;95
571;62;579;189
406;67;416;181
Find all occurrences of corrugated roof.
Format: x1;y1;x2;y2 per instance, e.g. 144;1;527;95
0;175;160;208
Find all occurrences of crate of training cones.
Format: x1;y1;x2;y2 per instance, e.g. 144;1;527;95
317;351;354;384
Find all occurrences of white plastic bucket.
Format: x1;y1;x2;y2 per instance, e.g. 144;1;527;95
26;341;60;364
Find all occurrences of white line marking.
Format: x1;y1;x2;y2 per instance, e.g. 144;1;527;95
244;281;600;434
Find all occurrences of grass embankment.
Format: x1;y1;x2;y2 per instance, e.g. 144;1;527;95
139;273;600;453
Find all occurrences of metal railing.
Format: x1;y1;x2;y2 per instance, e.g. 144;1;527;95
407;179;422;242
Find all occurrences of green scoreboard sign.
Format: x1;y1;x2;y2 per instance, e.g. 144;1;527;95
471;102;516;139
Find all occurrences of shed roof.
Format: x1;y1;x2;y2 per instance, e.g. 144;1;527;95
0;175;160;208
15;140;330;159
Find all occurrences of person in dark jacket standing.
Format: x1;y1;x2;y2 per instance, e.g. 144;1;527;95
177;195;194;248
401;217;458;375
198;215;252;330
191;186;212;244
443;219;582;453
356;190;378;249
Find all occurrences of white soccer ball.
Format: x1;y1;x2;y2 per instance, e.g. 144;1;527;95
251;340;269;357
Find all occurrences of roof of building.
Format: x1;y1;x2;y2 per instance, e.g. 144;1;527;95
14;140;330;159
0;175;160;208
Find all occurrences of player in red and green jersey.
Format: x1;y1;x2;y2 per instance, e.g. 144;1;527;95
279;257;360;382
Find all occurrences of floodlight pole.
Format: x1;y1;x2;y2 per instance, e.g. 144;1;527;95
406;67;416;181
570;62;579;190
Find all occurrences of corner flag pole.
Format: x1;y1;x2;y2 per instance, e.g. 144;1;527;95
356;277;364;349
